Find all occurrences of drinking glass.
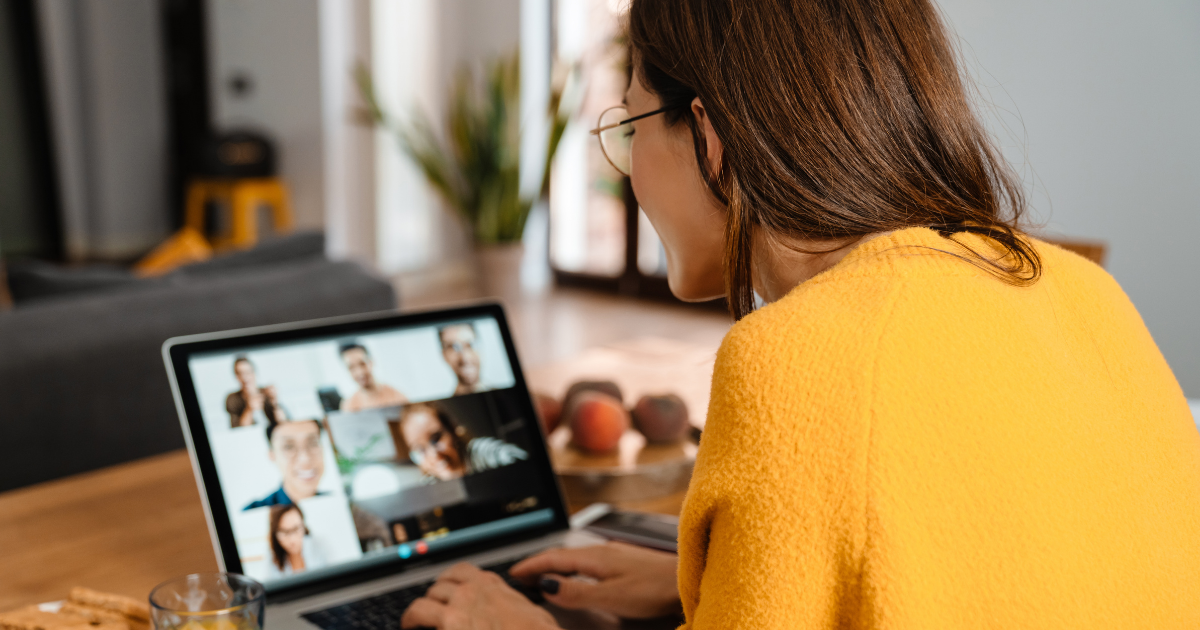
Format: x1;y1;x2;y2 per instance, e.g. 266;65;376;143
150;573;265;630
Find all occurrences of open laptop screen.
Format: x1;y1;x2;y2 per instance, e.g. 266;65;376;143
164;305;568;594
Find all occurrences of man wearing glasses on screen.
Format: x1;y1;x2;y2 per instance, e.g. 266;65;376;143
244;419;329;510
438;323;486;396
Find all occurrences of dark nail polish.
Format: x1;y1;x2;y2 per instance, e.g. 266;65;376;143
539;577;560;595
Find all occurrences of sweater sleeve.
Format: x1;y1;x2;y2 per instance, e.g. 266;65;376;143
678;317;875;630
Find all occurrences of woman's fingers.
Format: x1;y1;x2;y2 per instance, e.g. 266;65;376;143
438;562;483;584
424;580;456;603
509;546;614;582
536;573;618;611
400;597;445;629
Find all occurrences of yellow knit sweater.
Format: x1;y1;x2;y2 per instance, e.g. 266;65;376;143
679;227;1200;629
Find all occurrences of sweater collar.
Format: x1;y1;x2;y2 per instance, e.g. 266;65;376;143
809;226;1008;283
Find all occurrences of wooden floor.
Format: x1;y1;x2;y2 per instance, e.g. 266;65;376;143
0;287;732;610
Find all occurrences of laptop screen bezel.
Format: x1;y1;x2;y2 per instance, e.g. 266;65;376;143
162;302;571;599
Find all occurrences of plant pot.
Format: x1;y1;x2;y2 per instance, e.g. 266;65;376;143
475;243;525;302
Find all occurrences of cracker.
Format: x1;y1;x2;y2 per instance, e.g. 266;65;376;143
0;607;81;630
67;590;149;623
0;607;126;630
56;605;127;628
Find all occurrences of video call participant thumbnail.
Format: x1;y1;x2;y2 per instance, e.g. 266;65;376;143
438;323;487;396
266;503;326;578
399;403;527;482
226;356;288;428
245;419;328;510
339;342;409;412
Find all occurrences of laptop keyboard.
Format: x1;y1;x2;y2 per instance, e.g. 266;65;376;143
301;557;541;630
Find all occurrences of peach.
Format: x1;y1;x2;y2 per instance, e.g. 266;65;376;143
532;392;563;433
631;394;690;443
567;391;630;453
563;380;624;412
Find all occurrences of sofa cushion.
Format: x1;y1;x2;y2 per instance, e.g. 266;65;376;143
176;231;325;278
6;260;140;303
6;231;327;305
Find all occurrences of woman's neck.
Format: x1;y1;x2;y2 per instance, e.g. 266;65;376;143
750;230;887;303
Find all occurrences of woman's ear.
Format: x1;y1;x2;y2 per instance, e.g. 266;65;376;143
691;97;723;176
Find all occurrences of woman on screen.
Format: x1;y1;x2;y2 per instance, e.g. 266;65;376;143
399;403;527;481
265;503;326;578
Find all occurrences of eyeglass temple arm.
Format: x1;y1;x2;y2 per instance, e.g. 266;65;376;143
588;105;677;135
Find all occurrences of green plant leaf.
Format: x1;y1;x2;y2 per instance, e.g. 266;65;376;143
356;51;577;245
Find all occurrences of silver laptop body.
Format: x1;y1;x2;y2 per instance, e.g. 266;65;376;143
162;304;618;630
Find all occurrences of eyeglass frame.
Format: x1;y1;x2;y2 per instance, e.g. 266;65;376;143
408;427;454;465
589;104;685;175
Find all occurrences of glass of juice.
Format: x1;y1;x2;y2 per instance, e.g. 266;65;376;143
150;573;265;630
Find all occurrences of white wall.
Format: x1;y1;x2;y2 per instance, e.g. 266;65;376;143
207;0;327;232
207;0;376;263
937;0;1200;396
208;0;526;277
371;0;439;274
372;0;523;278
320;0;376;265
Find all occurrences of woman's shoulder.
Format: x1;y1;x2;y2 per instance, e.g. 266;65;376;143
719;269;903;372
712;229;1132;412
712;275;901;427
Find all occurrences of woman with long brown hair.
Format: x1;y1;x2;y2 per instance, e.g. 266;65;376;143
265;503;326;578
400;0;1200;627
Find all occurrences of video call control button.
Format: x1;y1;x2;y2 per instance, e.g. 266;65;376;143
397;544;413;559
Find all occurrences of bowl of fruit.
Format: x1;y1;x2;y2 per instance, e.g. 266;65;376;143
533;380;700;506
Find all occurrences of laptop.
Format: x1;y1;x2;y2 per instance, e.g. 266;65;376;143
162;303;620;629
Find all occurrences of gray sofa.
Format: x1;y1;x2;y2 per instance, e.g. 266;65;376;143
0;234;396;492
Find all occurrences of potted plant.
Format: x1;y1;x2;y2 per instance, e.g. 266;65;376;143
357;52;574;299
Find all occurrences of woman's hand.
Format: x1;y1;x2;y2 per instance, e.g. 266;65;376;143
509;542;681;619
401;563;560;630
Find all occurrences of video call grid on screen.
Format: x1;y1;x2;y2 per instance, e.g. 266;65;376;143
189;317;515;433
182;315;548;586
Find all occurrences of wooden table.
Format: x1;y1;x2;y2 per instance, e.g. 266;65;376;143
0;451;218;610
0;289;729;610
0;449;686;611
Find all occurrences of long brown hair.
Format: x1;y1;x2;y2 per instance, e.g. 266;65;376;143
628;0;1041;319
268;503;307;571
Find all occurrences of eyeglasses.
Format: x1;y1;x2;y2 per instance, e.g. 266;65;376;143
590;105;678;176
278;437;321;460
409;429;452;464
277;523;306;537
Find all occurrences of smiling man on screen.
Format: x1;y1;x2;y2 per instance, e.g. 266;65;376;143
245;419;329;510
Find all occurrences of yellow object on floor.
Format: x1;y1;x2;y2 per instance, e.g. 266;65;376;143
184;177;294;252
679;227;1200;628
133;227;212;277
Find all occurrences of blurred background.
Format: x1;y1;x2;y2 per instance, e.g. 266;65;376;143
1;0;1199;606
0;0;1197;397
